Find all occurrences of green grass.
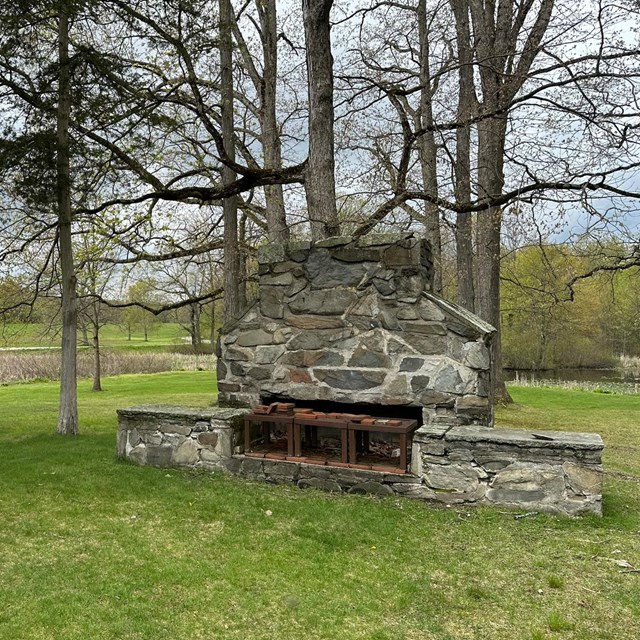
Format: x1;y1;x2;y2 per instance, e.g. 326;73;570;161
0;378;639;639
498;386;640;477
0;322;192;350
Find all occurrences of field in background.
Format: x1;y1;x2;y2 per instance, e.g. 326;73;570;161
0;321;192;350
0;374;638;640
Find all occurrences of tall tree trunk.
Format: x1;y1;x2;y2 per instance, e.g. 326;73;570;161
220;0;242;322
190;303;202;352
417;0;442;294
91;301;102;392
475;116;511;403
209;298;216;347
302;0;339;240
451;0;475;311
258;0;289;243
56;2;78;435
79;321;89;346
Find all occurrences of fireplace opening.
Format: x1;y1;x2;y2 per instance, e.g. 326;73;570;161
242;396;423;473
260;396;423;424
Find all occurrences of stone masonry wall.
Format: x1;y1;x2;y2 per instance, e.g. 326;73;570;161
117;406;604;516
413;426;604;516
116;405;245;470
217;234;496;427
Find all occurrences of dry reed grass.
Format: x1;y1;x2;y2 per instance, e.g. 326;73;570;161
0;350;216;384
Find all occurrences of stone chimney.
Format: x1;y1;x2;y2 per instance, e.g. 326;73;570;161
217;234;495;427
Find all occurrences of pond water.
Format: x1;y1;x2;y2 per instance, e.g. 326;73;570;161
503;368;640;384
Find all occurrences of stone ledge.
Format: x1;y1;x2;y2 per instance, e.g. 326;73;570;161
117;405;246;422
414;425;604;451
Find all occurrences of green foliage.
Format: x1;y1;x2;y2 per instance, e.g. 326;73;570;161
501;244;640;370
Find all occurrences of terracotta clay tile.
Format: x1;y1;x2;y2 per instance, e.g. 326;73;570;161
245;452;265;458
286;456;307;463
305;458;327;466
265;452;287;460
348;463;372;470
371;465;404;474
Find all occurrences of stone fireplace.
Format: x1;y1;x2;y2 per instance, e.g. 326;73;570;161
216;233;495;430
116;234;604;516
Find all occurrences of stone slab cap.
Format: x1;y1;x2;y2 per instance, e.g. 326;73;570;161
415;424;604;451
422;292;496;338
354;232;415;247
117;405;246;422
256;233;424;266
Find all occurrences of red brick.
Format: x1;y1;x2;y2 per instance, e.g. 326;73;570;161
245;452;265;458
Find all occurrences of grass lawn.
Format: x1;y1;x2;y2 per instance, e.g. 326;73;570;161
0;375;638;640
0;322;191;350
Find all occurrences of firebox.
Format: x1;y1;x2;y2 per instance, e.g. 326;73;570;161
217;233;496;470
242;398;423;472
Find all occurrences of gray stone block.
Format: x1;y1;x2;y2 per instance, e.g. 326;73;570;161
314;369;386;390
391;483;436;499
563;462;603;496
348;347;392;369
241;457;264;475
424;462;484;493
487;462;565;505
431;363;464;394
237;329;278;347
462;341;490;370
173;439;198;466
260;287;285;319
400;357;424;372
289;288;357;315
128;444;147;465
261;272;293;286
219;457;243;474
315;235;353;248
298;478;342;492
116;429;127;458
283;315;345;330
286;332;327;350
348;481;394;497
305;250;367;288
263;460;298;480
146;445;173;467
197;432;219;448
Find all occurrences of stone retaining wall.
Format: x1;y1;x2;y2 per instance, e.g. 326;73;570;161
413;426;604;516
117;406;604;516
116;405;245;469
